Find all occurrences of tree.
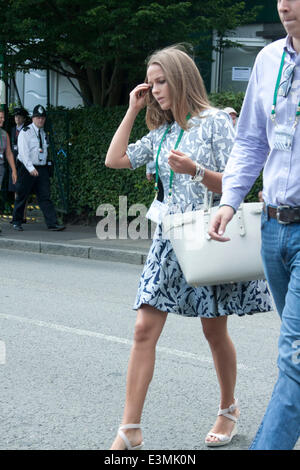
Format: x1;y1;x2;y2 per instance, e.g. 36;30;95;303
1;0;260;106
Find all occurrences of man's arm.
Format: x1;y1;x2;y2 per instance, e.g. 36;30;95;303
209;52;269;240
17;129;37;175
220;53;269;212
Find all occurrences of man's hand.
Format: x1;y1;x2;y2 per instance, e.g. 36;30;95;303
208;205;235;242
30;169;39;177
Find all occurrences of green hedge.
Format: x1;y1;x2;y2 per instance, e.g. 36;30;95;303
209;91;245;114
61;106;152;218
47;91;261;218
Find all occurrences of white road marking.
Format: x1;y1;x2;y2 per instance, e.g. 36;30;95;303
0;313;254;371
0;339;6;364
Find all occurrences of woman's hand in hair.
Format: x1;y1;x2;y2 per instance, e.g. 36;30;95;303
129;84;151;113
168;149;196;176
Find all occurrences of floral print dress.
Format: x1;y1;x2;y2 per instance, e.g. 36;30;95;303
126;109;272;317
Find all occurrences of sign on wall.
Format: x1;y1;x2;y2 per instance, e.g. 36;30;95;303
232;67;252;82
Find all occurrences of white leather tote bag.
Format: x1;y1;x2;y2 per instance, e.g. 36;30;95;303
162;198;265;287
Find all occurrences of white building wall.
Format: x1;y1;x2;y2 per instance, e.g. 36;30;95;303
211;24;271;93
14;67;83;112
23;69;47;111
56;73;83;108
0;79;5;104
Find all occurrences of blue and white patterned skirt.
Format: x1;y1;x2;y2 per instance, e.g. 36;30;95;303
134;224;273;318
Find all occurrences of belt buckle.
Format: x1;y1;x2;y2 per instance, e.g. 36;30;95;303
276;205;290;224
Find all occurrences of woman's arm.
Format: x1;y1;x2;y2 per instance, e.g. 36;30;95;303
105;83;151;169
168;149;223;193
5;134;17;184
197;167;222;194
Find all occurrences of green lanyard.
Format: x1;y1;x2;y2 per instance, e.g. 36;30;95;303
271;50;300;126
155;115;190;201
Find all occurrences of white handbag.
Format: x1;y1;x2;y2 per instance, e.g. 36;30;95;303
162;198;265;287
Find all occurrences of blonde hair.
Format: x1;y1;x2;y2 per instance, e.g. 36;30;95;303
145;45;211;130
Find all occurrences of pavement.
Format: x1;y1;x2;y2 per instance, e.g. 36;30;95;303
0;217;152;265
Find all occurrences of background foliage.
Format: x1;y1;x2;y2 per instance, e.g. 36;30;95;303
1;97;262;220
1;0;260;106
63;105;152;219
43;91;261;221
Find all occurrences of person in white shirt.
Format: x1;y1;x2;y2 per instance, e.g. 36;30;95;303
209;0;300;450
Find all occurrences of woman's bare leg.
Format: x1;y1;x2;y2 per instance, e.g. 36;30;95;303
110;304;167;449
201;316;239;443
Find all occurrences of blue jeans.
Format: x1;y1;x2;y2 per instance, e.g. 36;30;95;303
250;209;300;450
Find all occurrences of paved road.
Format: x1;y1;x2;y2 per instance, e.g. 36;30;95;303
0;250;299;450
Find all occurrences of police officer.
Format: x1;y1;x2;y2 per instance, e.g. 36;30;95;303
12;105;65;231
11;108;29;159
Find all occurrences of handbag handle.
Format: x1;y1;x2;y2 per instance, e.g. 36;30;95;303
204;116;247;236
203;188;213;212
203;115;219;213
203;147;246;237
202;119;219;235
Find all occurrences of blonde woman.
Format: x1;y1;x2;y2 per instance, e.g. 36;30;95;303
106;46;272;449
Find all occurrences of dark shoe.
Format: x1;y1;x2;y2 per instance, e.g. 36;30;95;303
13;224;23;231
48;224;65;231
10;218;26;224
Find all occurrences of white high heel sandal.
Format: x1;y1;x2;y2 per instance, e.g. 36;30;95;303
205;399;239;447
118;424;144;450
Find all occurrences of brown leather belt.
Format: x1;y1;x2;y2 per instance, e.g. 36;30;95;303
264;204;300;224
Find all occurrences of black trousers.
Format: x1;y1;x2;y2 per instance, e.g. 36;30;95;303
13;163;57;227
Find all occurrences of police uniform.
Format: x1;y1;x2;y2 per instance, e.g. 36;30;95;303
12;105;65;231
